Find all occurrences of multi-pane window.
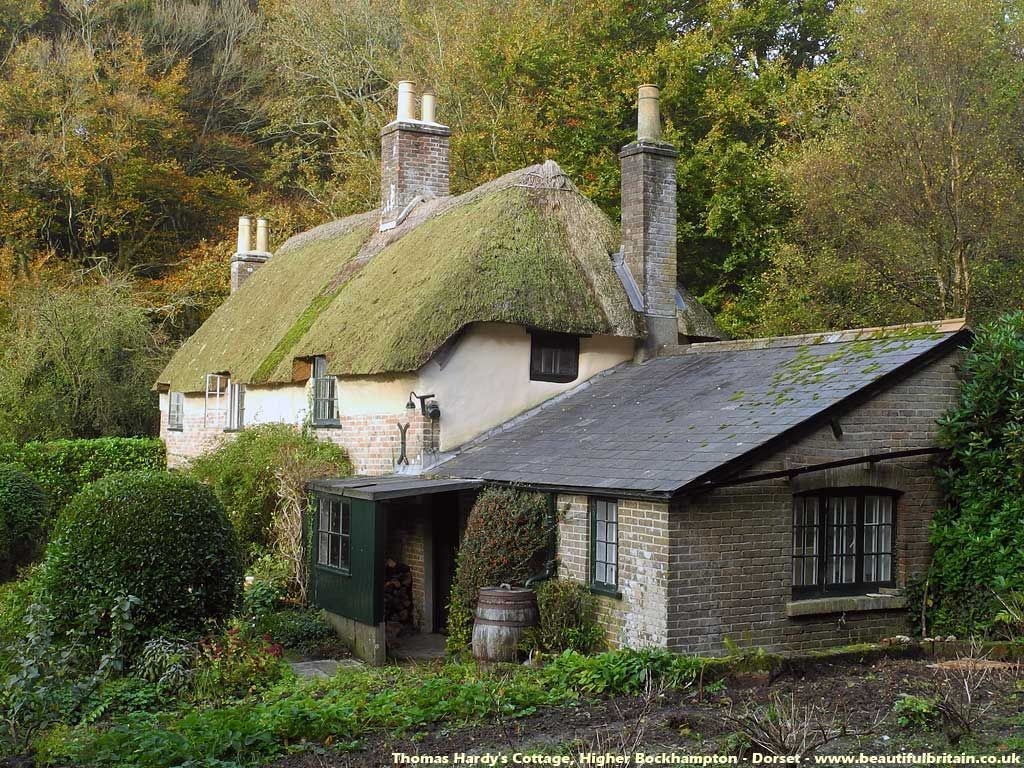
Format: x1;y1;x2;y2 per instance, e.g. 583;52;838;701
792;491;896;598
168;392;184;431
311;356;338;425
590;497;618;591
204;374;244;431
530;332;580;383
317;496;351;572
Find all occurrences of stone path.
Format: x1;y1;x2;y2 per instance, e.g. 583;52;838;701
288;658;365;679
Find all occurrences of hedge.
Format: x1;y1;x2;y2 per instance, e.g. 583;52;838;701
0;438;165;516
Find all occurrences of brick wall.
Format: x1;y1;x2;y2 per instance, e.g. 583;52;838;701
557;494;671;648
666;350;963;655
556;349;962;655
160;396;234;468
380;121;451;224
317;410;437;476
160;391;439;475
619;142;678;350
386;501;429;631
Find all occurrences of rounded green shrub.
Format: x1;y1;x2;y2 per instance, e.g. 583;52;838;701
0;463;47;579
41;471;242;638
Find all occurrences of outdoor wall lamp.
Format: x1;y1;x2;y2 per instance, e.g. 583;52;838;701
406;391;436;416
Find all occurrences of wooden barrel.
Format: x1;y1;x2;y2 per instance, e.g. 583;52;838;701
472;585;538;664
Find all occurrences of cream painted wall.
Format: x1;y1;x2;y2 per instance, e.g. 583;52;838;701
415;323;635;451
245;385;308;426
159;322;636;464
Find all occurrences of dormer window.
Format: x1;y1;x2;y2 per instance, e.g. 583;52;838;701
530;332;579;383
311;356;338;425
205;373;244;431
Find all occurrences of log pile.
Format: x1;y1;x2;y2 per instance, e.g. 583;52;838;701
384;559;416;638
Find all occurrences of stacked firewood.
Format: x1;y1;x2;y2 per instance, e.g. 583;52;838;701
384;559;416;637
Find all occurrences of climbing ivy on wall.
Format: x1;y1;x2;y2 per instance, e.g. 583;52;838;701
927;311;1024;636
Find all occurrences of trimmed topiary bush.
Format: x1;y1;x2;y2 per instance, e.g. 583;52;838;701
0;464;47;580
446;486;553;651
41;471;242;640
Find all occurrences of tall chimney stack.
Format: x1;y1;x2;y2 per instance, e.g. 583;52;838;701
230;215;272;293
620;84;678;353
380;80;451;230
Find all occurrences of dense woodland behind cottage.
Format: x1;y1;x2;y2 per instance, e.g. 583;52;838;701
1;0;1024;441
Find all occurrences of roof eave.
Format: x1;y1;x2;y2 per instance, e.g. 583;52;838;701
671;326;973;497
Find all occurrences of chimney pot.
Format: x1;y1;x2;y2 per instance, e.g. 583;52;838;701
255;217;269;252
397;80;417;122
237;216;252;253
421;91;437;123
637;84;662;143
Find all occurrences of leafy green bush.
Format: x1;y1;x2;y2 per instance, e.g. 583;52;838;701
187;423;350;568
447;486;553;651
0;437;165;515
254;608;334;649
40;471;242;644
0;463;47;579
928;312;1024;635
541;648;702;695
521;578;604;655
893;693;939;729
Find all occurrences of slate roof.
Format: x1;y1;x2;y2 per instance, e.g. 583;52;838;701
433;321;969;497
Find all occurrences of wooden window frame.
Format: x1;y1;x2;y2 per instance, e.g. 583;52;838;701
530;331;580;383
317;496;351;573
589;497;619;595
205;374;245;432
791;488;898;599
311;356;339;426
168;392;184;432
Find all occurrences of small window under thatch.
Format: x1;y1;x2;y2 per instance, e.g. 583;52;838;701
530;331;579;383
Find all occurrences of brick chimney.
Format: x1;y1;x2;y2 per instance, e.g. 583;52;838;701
230;215;272;293
380;81;451;230
620;85;679;353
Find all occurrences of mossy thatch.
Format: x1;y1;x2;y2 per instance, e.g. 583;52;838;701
157;163;640;392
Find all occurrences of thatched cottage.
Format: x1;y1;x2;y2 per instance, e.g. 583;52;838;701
157;83;968;664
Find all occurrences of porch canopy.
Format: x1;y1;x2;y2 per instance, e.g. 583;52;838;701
308;476;482;500
306;475;482;663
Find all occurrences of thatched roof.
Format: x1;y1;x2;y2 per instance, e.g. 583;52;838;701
158;161;642;393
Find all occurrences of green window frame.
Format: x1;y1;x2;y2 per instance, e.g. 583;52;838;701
317;496;351;572
792;489;897;599
589;497;618;593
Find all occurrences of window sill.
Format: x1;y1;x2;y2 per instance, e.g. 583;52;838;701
223;428;243;433
785;593;907;618
589;585;622;600
316;563;351;577
311;421;341;429
168;426;183;432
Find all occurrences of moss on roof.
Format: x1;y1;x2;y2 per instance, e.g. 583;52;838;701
157;164;640;392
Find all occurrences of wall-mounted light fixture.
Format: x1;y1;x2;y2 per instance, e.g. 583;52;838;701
406;391;436;416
